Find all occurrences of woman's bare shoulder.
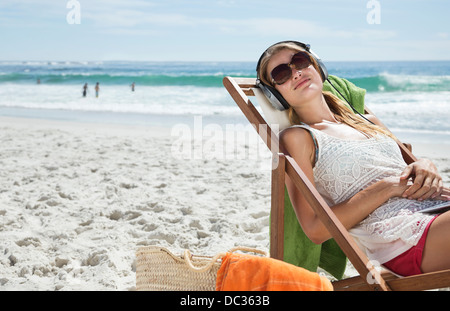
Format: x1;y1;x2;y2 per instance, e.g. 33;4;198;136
280;126;312;144
279;126;316;158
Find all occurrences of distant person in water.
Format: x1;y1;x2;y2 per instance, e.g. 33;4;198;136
37;78;41;84
95;82;100;98
82;83;88;97
131;82;135;92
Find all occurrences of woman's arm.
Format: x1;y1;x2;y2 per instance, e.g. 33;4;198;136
366;113;445;201
280;127;410;245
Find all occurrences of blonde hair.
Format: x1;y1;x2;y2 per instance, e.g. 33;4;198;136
258;42;394;139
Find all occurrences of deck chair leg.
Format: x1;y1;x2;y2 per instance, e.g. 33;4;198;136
270;153;285;260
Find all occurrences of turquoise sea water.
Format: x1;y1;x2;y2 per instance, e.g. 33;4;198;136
0;60;449;144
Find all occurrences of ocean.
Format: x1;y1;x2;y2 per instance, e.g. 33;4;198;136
0;60;449;144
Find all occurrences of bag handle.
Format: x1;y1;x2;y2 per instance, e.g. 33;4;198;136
183;246;268;272
227;246;268;257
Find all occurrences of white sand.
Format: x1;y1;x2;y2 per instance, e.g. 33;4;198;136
1;116;449;291
0;116;273;290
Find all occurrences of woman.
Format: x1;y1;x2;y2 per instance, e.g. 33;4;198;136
257;41;450;276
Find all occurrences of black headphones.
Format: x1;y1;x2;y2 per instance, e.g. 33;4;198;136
256;40;328;111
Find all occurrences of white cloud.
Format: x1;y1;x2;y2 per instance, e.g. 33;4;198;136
0;1;397;42
208;18;330;38
195;17;397;43
81;5;195;29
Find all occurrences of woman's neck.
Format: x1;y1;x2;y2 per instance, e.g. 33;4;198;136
293;95;337;125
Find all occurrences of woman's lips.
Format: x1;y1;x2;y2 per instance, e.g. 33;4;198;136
294;78;310;90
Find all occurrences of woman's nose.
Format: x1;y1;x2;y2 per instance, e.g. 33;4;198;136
292;68;302;79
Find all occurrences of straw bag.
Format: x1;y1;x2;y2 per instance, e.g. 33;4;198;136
136;246;267;291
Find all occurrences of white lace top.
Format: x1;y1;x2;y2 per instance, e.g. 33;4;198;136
289;124;449;264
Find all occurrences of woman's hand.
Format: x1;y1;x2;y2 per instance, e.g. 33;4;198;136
383;176;411;198
400;158;443;201
431;187;450;201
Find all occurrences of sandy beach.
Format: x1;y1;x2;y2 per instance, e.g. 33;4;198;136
1;116;449;291
0;116;274;290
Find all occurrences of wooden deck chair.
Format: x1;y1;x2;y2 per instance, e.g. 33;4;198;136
223;76;450;291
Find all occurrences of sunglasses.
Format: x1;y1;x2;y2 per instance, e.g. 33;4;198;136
270;51;313;85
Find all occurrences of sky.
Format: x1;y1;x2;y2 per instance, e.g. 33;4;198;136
0;0;449;62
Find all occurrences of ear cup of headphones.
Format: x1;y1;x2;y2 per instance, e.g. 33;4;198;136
256;80;290;111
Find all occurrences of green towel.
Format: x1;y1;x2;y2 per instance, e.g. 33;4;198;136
278;75;367;280
282;187;347;280
323;75;366;114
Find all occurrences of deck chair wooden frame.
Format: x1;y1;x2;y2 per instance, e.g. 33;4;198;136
223;76;450;291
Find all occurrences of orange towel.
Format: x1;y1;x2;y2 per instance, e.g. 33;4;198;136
216;252;333;291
